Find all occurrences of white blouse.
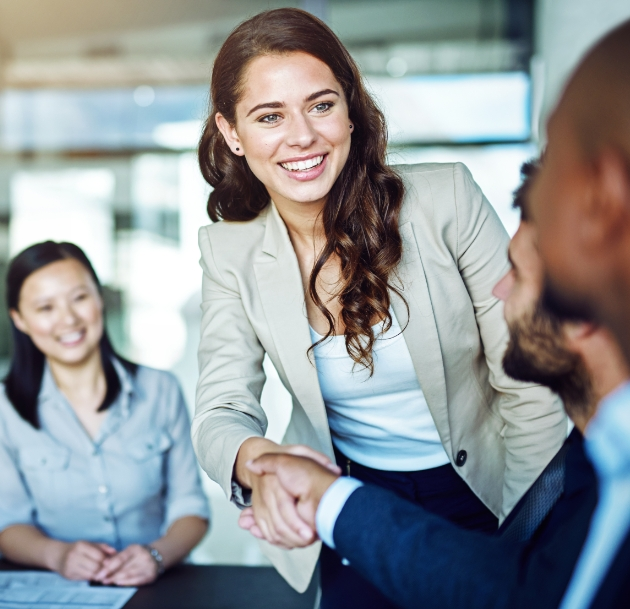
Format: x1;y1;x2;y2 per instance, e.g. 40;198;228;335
310;309;450;471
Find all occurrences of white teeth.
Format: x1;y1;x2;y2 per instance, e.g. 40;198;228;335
280;155;324;172
59;331;83;344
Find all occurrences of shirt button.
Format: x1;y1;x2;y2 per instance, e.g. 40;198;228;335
456;450;467;467
98;485;108;494
341;558;351;566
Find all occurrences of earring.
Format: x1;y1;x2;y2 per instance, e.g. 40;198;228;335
349;125;353;129
236;147;240;151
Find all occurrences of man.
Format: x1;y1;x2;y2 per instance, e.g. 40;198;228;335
527;19;630;609
239;161;628;609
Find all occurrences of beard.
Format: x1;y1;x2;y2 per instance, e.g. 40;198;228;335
503;302;593;422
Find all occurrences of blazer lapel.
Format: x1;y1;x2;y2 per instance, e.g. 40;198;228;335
253;204;332;448
392;221;451;447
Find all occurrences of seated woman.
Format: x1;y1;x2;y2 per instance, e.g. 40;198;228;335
0;241;209;586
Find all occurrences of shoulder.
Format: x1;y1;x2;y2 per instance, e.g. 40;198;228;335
395;162;477;226
198;207;269;281
132;366;181;398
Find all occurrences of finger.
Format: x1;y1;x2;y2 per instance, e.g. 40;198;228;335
77;542;108;563
98;544;117;555
95;552;130;581
249;524;264;539
285;446;341;473
238;511;256;531
264;486;310;548
277;492;315;543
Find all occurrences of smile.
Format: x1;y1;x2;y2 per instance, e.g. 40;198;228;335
280;155;325;172
58;330;86;346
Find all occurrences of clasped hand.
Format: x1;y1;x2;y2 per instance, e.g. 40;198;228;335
238;446;341;549
57;541;159;586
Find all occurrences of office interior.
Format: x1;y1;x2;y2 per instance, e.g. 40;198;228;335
0;0;628;566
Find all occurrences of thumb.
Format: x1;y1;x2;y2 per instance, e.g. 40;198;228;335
246;455;279;476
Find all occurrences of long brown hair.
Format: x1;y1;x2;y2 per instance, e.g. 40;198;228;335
198;8;406;372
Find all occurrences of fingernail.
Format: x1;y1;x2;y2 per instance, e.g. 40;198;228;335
300;528;312;540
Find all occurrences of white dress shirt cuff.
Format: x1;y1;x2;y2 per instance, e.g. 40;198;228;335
316;477;364;549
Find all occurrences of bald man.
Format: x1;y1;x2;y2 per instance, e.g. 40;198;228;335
528;19;630;609
239;161;628;609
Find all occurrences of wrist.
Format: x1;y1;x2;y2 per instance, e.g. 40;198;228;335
236;437;280;488
44;539;69;573
144;544;165;575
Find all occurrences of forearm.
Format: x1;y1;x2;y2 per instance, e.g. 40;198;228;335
0;524;67;572
150;516;208;569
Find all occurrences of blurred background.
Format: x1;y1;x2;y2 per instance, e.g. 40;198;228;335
0;0;629;566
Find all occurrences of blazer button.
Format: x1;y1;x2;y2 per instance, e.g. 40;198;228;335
456;450;467;467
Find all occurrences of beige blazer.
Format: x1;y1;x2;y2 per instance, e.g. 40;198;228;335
193;163;567;592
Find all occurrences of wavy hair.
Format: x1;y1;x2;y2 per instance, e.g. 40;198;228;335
198;8;406;371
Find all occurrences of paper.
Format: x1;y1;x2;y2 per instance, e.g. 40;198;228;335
0;571;136;609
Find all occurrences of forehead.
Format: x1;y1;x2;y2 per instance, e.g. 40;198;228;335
21;259;94;298
239;52;340;102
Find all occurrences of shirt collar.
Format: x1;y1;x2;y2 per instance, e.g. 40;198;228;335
38;356;134;417
585;381;630;479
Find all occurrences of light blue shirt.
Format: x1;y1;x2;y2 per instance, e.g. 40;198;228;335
560;381;630;609
0;360;209;551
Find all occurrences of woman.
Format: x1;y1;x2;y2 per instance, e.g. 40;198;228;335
0;241;209;586
192;8;566;607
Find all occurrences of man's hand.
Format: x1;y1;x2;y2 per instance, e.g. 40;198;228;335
55;541;116;581
238;454;340;545
94;544;159;586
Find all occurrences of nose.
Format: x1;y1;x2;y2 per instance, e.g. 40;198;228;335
61;303;80;326
285;112;317;148
493;270;515;302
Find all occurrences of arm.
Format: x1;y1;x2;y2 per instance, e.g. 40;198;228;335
193;226;337;547
452;163;567;517
245;453;518;609
0;524;115;580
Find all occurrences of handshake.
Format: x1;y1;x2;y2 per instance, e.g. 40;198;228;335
237;447;343;549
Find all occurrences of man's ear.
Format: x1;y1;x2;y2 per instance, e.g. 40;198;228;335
215;113;245;156
563;321;598;349
588;147;630;245
9;309;28;335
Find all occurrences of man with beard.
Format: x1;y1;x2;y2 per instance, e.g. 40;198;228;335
526;18;630;609
238;160;628;609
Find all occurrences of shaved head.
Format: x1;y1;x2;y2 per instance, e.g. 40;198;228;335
528;18;630;363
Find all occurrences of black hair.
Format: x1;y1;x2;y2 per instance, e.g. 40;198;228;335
512;158;541;221
4;241;137;428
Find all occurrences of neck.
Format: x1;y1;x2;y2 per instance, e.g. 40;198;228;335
573;336;630;434
272;195;327;248
47;347;106;411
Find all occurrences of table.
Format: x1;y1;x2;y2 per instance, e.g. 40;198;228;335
0;561;319;609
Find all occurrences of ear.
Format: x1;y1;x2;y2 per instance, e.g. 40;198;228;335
588;147;630;244
215;113;245;156
9;308;29;335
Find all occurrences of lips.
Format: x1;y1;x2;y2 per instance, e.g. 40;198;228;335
278;154;328;182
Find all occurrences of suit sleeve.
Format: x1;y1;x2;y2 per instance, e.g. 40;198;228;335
333;485;518;609
192;225;268;507
452;163;567;518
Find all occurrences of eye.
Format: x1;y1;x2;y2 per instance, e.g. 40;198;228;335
74;293;88;302
259;113;281;124
37;304;53;313
313;101;334;113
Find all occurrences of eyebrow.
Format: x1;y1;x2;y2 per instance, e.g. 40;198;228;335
507;248;515;269
246;89;340;117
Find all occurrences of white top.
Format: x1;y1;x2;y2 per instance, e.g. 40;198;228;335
310;309;450;471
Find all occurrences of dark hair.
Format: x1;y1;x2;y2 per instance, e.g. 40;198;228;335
512;158;541;221
198;8;406;372
4;241;137;428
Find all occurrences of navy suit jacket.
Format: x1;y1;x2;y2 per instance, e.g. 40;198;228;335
332;430;597;609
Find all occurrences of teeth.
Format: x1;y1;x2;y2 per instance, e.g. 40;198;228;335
281;156;324;172
59;331;83;344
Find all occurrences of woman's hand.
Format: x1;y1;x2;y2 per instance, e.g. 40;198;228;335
94;544;158;586
55;541;116;581
236;440;341;549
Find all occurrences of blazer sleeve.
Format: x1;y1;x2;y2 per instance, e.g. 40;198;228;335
333;485;518;609
452;163;567;518
192;225;268;507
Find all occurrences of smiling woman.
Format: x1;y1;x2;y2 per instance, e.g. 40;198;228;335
193;8;567;608
0;241;209;586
